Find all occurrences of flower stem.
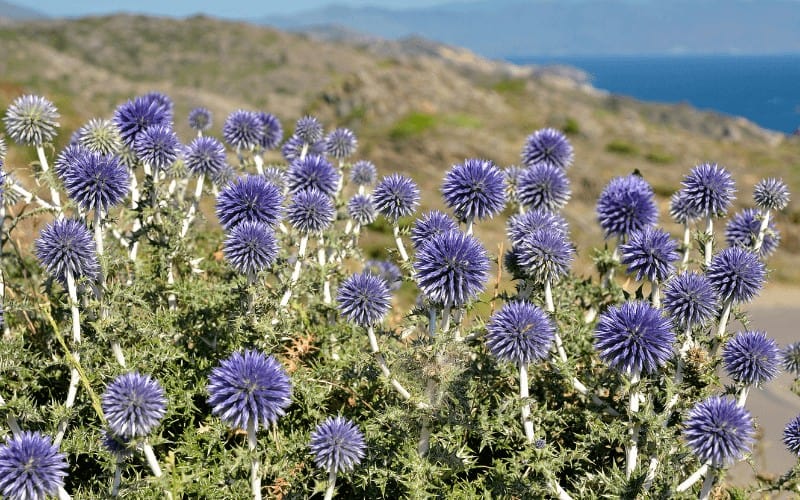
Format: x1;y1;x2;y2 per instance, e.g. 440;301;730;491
737;385;750;407
465;218;474;236
710;298;733;357
248;419;261;500
545;280;568;363
393;224;409;262
677;461;710;492
319;236;332;305
698;467;717;500
649;279;660;309
366;326;428;408
143;443;162;476
0;394;21;437
626;373;641;479
254;154;264;175
35;145;63;214
704;215;713;267
753;208;771;255
680;223;691;271
519;362;534;443
180;173;205;239
280;235;308;307
111;457;122;497
324;468;337;500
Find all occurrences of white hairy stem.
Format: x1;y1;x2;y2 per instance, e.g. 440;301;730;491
699;467;717;500
167;178;177;197
626;373;641;479
680;223;691;271
344;219;353;235
9;183;58;211
367;326;427;407
54;271;83;446
737;386;750;407
143;441;162;477
358;185;365;195
704;216;713;267
93;209;104;256
417;378;437;456
167;262;177;311
180;173;205;239
300;143;309;161
546;281;568;363
254;154;264;175
710;298;733;356
323;469;337;500
36;145;63;212
280;235;308;307
318;236;332;305
441;303;452;333
520;362;535;443
428;306;437;338
650;279;660;309
0;394;21;437
248;419;262;500
753;209;771;254
550;480;573;500
465;218;474;236
602;244;620;288
111;457;122;497
57;486;72;500
393;224;409;262
677;461;710;492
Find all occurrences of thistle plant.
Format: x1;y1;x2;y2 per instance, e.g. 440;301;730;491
721;330;780;406
752;177;790;254
0;431;69;500
310;417;366;500
441;158;506;234
517;162;571;213
410;210;458;250
521;127;574;170
373;173;420;262
619;226;679;307
188;107;212;135
350;160;376;195
725;207;780;258
670;189;702;269
681;163;736;266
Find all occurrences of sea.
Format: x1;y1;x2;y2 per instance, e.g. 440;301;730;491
508;54;800;134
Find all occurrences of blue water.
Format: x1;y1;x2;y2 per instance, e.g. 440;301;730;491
508;55;800;134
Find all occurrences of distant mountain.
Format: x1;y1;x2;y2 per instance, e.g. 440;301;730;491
0;0;45;20
261;0;800;57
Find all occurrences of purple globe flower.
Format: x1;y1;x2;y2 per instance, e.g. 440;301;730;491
411;210;458;249
784;415;800;455
224;221;279;276
662;272;718;329
486;301;555;365
782;342;800;375
141;91;174;120
287;188;335;234
35;219;99;286
521;128;574;170
310;416;366;473
682;163;736;218
414;230;489;307
134;124;181;170
325;127;358;159
683;396;754;466
517;163;571;212
753;177;790;211
3;94;60;146
669;189;702;225
722;330;780;386
337;272;391;327
515;229;574;284
287;154;340;196
619;226;679;282
262;166;288;192
596;174;658;239
101;372;167;439
594;300;675;376
216;175;284;230
223;110;264;150
373;174;420;222
188;107;212;131
207;350;292;431
113;95;171;148
347;194;377;226
76;118;121;156
53;143;89;180
294;116;324;144
441;158;507;222
0;431;68;500
364;260;402;291
506;209;569;247
281;134;326;163
350;160;377;187
63;151;129;212
725;208;780;258
185;136;227;177
706;247;765;304
257;112;283;150
503;165;525;204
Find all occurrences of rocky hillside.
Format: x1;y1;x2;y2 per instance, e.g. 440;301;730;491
1;14;799;280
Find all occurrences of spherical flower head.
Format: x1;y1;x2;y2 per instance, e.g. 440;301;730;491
188;107;212;131
3;94;60;146
113;95;171;148
683;396;754;466
722;330;780;386
347;194;377;226
287;154;340;196
364;260;401;291
0;431;68;500
782;342;800;376
134;124;181;170
35;219;99;287
325;127;358;160
310;416;366;474
517;162;571;212
753;177;790;211
596;174;658;239
216;175;284;230
337;272;391;327
486;301;555;365
414;230;489;307
515;229;574;284
77;118;121;156
185;136;227;178
287;188;335;234
521;128;574;170
503;165;525;204
373;174;420;222
619;226;679;282
256;112;282;150
725;208;780;258
682;163;736;218
223;109;264;150
141;91;174;121
411;210;458;249
350;160;377;187
506;209;569;247
224;221;279;276
594;300;675;376
54;143;90;180
706;246;765;304
102;372;167;439
262;166;288;192
64;151;130;212
294;115;324;144
207;350;292;432
662;272;718;329
784;415;800;455
281;134;326;163
442;158;507;222
669;189;702;225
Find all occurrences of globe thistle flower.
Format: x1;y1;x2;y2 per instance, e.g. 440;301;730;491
682;163;736;218
53;143;90;180
594;300;675;376
784;415;800;455
223;109;264;150
280;134;326;163
503;165;525;204
35;219;99;286
706;246;766;304
134;124;181;170
725;208;780;257
347;194;377;226
350;160;377;187
101;372;167;439
3;94;60;146
287;154;340;196
753;177;789;212
442;158;507;222
486;301;555;364
294;115;324;144
414;230;489;307
683;396;754;466
113;95;171;148
521;128;574;170
262;166;288;192
310;416;366;473
337;272;391;327
411;210;458;249
224;221;279;276
216;175;284;230
722;330;780;386
76;118;121;155
506;209;569;247
257;112;283;150
669;189;702;225
185;136;227;178
325;127;358;160
0;431;68;500
207;350;292;431
141;91;174;120
619;226;679;282
782;342;800;376
100;429;132;459
63;151;130;212
662;272;718;329
515;229;574;284
287;188;335;234
364;260;402;291
596;174;658;239
373;174;420;222
517;163;571;213
188;107;212;132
